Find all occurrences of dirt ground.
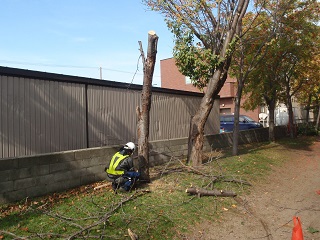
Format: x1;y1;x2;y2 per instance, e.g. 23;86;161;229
187;137;320;240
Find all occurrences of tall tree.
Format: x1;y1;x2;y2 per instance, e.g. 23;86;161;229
144;0;249;166
136;31;159;182
277;0;319;138
243;43;282;141
242;0;319;141
295;53;320;125
229;10;272;155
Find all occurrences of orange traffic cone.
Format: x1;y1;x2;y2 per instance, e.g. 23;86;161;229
292;216;304;240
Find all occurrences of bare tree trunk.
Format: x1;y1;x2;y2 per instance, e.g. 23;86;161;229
136;31;158;182
268;99;276;142
187;63;230;166
233;81;243;156
305;94;312;123
264;87;277;142
232;35;245;156
316;105;320;130
232;17;270;155
287;95;295;138
285;76;296;138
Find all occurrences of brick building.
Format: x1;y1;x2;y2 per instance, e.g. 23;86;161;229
160;57;260;121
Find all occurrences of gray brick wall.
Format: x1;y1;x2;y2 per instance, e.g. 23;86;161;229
0;146;117;203
0;127;287;204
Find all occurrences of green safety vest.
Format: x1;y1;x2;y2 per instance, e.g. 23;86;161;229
106;152;129;175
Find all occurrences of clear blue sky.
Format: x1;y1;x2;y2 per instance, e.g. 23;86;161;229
0;0;175;86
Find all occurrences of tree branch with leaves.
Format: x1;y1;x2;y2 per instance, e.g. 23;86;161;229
144;0;250;166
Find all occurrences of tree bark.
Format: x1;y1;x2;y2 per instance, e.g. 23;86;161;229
305;94;312;123
186;187;237;197
285;76;297;138
137;31;158;182
316;105;320;130
187;63;229;166
187;0;249;166
232;82;243;156
268;97;276;142
287;94;295;138
263;89;277;142
232;17;244;157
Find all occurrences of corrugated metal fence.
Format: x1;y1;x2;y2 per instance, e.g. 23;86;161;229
0;66;219;159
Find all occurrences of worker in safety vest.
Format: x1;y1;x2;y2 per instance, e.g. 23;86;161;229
105;142;140;191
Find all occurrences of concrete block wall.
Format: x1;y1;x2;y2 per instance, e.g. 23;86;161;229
0;146;119;204
0;127;287;204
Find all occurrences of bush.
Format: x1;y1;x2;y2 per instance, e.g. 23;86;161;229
297;123;319;136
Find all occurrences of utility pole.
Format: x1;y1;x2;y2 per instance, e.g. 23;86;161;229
99;67;102;80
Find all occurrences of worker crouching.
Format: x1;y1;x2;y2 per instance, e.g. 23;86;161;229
105;142;140;192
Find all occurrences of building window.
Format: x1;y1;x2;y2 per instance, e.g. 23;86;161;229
220;108;231;114
185;76;191;84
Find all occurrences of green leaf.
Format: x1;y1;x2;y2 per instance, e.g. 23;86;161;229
307;227;319;234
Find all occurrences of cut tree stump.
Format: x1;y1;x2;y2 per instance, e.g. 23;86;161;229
186;187;237;197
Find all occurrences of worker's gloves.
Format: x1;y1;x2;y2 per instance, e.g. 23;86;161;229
124;171;140;178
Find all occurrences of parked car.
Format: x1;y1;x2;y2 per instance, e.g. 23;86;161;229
220;114;263;133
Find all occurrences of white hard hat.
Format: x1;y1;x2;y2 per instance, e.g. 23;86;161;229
124;142;135;151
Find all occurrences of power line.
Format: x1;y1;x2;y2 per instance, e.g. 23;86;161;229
0;59;161;78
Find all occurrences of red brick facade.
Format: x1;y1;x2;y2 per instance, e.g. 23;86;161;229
160;58;260;121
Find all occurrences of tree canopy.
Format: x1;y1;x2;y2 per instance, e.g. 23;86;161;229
144;0;246;90
242;0;319;135
144;0;249;165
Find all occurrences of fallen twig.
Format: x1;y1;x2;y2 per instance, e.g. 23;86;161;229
128;228;139;240
94;182;111;190
223;178;252;186
0;230;27;239
186;187;237;197
67;190;150;240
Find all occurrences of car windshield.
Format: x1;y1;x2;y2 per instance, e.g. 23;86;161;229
242;116;255;122
220;116;233;122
